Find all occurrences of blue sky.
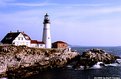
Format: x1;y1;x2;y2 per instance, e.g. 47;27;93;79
0;0;121;46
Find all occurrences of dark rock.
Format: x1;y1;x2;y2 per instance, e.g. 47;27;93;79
73;48;121;69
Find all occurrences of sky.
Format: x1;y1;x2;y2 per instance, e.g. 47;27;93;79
0;0;121;46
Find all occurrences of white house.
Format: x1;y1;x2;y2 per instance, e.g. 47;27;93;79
1;31;45;48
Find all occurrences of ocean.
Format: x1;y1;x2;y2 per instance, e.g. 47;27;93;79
26;47;121;79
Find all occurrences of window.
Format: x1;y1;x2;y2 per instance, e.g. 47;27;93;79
18;37;20;40
40;44;43;46
18;37;23;40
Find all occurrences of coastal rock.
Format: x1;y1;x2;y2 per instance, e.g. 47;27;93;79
73;48;121;69
0;45;79;78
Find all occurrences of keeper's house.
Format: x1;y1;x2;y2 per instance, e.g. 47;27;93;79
1;31;45;48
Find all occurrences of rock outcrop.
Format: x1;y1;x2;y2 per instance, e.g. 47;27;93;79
0;45;79;78
73;48;121;69
0;46;120;78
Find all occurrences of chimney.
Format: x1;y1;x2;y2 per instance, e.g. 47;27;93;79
17;30;19;32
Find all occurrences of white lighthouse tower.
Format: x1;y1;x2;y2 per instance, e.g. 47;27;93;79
42;13;51;48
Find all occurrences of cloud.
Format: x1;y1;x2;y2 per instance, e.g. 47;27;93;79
8;2;57;7
65;3;110;7
0;0;113;8
93;6;121;14
0;0;58;7
0;0;15;6
9;3;108;7
0;0;15;3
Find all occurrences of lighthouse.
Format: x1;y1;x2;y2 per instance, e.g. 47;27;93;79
42;13;52;48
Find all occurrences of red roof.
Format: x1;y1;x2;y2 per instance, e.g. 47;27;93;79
31;40;44;44
53;41;67;44
31;40;37;44
37;41;45;44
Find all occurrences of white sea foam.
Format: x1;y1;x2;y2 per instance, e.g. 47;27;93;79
116;59;121;64
66;65;73;69
104;59;121;67
0;78;8;79
105;63;121;67
90;62;104;69
74;66;85;70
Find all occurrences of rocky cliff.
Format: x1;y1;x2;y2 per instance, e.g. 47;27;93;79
0;45;120;78
0;45;79;78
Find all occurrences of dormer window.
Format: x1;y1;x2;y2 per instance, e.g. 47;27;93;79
6;37;12;40
25;36;29;39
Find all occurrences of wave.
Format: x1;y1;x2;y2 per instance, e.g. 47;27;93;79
105;63;121;67
0;78;8;79
74;60;121;70
90;62;104;69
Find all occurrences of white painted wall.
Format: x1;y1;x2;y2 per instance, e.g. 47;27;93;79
12;33;30;47
30;43;37;48
42;23;51;48
30;43;45;48
38;44;45;48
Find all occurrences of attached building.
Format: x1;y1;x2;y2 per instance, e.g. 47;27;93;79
31;40;45;48
52;41;68;49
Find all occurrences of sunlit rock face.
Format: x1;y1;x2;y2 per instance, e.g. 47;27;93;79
0;45;79;78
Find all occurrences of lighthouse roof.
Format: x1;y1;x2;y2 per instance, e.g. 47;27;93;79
43;13;50;24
